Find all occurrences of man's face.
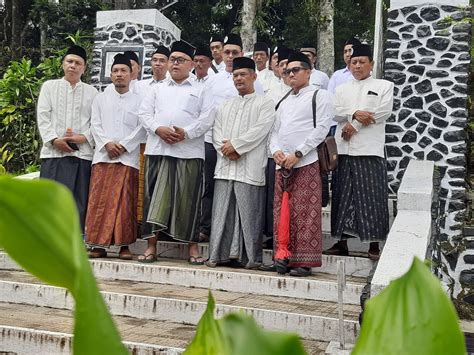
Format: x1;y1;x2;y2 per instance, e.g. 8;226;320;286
223;44;243;71
210;41;223;62
111;64;132;89
285;61;311;90
62;54;86;83
253;50;268;71
271;53;280;77
193;55;212;79
349;56;373;80
151;53;168;80
343;44;354;66
168;51;193;82
301;51;316;66
233;68;256;95
130;60;140;80
278;59;288;79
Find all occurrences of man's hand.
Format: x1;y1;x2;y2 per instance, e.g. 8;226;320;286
65;134;87;144
283;153;300;170
221;140;237;156
227;152;241;161
52;138;75;153
172;126;186;142
353;110;375;126
105;142;124;159
155;126;181;145
273;150;286;167
341;123;357;141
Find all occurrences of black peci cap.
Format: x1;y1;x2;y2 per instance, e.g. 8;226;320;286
65;45;87;63
287;51;312;67
124;51;140;65
111;53;132;71
153;45;170;58
224;33;243;48
170;40;195;59
232;57;256;71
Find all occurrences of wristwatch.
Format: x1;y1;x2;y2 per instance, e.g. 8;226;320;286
295;150;303;158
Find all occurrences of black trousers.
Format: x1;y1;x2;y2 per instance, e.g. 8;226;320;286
200;142;217;236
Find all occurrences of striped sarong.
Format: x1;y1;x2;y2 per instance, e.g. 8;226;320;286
331;155;389;242
85;162;138;247
146;156;203;243
208;180;265;267
273;161;322;268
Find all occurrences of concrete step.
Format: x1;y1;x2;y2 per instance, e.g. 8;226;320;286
0;270;360;343
126;240;375;278
0;302;328;354
0;253;365;304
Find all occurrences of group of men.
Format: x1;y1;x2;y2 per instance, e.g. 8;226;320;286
37;32;393;277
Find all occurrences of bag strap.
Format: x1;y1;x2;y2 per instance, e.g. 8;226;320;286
275;89;293;111
312;89;319;128
211;64;218;74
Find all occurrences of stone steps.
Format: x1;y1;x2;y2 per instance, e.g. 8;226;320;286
0;253;366;304
0;269;360;343
127;240;375;278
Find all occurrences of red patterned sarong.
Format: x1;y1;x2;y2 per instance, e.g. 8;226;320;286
273;161;322;267
85;162;139;247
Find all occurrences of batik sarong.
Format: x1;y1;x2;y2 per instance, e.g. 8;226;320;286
331;155;389;242
146;156;203;243
85;162;139;247
208;179;265;267
273;161;322;268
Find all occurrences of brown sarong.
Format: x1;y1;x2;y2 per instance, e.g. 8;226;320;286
85;162;139;248
273;161;322;267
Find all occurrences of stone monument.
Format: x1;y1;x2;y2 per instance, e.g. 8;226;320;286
383;0;472;309
90;9;181;90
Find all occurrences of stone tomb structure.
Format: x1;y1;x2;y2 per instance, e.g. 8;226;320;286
90;9;181;90
383;0;472;308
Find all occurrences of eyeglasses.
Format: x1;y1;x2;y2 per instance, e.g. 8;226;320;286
283;67;306;76
169;57;190;65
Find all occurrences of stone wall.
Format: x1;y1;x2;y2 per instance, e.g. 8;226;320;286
383;4;472;306
91;21;179;90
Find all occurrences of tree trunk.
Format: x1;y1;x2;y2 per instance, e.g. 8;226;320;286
114;0;132;9
3;0;12;44
316;0;334;76
11;0;21;54
240;0;258;53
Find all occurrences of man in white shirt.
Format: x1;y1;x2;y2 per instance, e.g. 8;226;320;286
269;52;333;277
327;37;361;135
207;57;275;269
105;50;142;94
136;46;170;92
300;46;329;90
139;41;215;264
193;45;212;83
37;45;98;234
326;44;394;261
253;41;274;92
199;33;264;242
86;54;146;259
208;34;226;75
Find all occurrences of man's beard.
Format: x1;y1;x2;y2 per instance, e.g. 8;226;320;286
114;83;126;89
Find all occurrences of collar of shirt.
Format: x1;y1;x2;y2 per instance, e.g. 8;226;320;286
168;76;194;87
238;92;257;100
291;84;312;97
61;77;83;88
111;88;134;98
354;75;373;85
343;67;350;73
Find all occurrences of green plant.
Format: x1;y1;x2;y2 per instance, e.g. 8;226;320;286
185;292;306;355
0;176;127;354
353;257;465;355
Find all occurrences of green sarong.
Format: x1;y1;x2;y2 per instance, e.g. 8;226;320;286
147;156;203;243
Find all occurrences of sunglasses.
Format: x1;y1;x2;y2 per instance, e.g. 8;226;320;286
283;67;307;76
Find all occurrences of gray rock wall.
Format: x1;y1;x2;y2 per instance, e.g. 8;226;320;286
383;4;471;304
91;21;179;90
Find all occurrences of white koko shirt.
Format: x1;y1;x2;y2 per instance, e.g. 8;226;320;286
270;85;334;169
334;76;394;158
310;69;330;90
139;77;215;160
37;78;98;160
90;88;146;169
213;93;275;186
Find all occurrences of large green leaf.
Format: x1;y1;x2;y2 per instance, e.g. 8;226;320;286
185;292;306;355
353;257;465;355
0;177;127;354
